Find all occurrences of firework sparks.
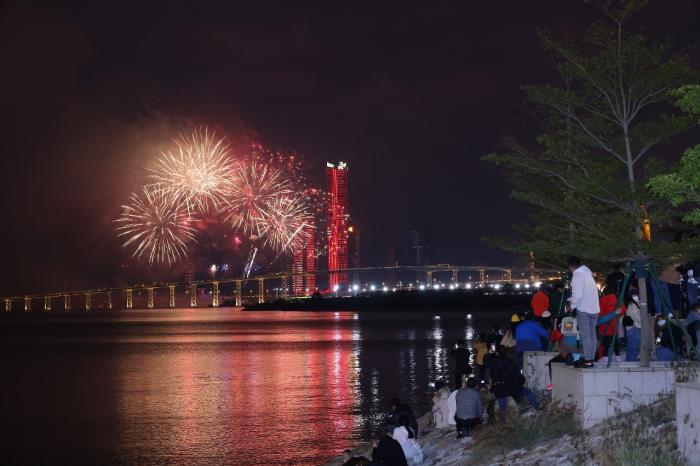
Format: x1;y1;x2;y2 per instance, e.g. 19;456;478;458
258;195;312;253
115;186;197;264
149;128;235;214
222;160;293;236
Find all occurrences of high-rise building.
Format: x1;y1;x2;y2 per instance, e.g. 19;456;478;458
326;162;349;290
292;221;317;296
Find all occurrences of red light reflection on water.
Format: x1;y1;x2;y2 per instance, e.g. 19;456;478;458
115;311;359;465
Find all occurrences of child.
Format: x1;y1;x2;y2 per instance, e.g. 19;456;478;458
454;377;483;438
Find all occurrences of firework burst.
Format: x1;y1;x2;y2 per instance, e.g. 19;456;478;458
258;195;312;253
222;160;293;236
149;128;235;214
115;186;197;264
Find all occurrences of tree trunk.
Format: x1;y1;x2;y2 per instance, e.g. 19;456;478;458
638;274;651;367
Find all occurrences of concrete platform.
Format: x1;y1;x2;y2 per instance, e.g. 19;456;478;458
523;351;558;392
552;362;675;428
676;383;700;465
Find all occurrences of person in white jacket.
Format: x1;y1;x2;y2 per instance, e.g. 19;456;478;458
567;256;600;366
393;415;423;465
431;383;451;429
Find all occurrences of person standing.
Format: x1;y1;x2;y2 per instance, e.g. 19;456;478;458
486;323;504;348
530;287;550;317
567;256;600;367
606;264;626;295
450;339;471;390
474;333;488;382
597;286;625;360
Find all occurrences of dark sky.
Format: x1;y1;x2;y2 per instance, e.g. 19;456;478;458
1;0;699;295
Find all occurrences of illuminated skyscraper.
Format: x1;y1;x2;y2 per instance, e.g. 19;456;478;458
326;162;349;290
292;220;316;295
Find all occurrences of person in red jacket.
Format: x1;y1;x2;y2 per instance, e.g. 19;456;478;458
598;286;626;359
530;288;550;317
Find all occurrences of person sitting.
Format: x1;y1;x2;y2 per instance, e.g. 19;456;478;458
386;399;418;438
431;381;451;429
514;313;549;369
546;345;582;389
454;377;483;438
655;317;685;361
486;345;540;422
371;434;408;466
622;315;640;362
392;415;423;465
685;304;700;357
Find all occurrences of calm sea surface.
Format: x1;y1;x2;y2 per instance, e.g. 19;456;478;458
0;309;509;465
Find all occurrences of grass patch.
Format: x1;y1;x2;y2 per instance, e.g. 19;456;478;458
469;402;579;463
595;396;684;466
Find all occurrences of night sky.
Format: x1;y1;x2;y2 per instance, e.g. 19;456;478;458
2;0;699;295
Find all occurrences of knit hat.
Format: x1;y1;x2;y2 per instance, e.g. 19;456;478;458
510;313;521;323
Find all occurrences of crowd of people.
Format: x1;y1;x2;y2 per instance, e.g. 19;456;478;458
342;257;700;465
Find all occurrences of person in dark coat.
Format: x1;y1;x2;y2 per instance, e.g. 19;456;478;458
371;434;408;466
386;399;418;437
450;339;471;390
606;264;626;295
485;345;540;422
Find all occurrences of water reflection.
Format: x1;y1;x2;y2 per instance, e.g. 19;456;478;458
1;308;504;465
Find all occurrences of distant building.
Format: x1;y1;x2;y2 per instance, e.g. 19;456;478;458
348;223;360;284
292;220;317;296
409;229;433;266
326;162;349;290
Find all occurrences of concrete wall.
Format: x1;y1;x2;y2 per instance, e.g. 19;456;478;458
552;362;675;429
523;351;558;392
676;383;700;465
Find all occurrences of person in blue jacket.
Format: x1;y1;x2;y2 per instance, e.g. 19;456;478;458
514;313;550;369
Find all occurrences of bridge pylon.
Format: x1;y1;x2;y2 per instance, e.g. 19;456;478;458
258;278;265;304
190;284;197;307
212;281;219;307
64;294;71;311
169;286;175;308
234;281;242;307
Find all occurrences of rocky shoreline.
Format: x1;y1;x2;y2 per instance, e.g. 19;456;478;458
325;412;480;466
324;395;683;466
